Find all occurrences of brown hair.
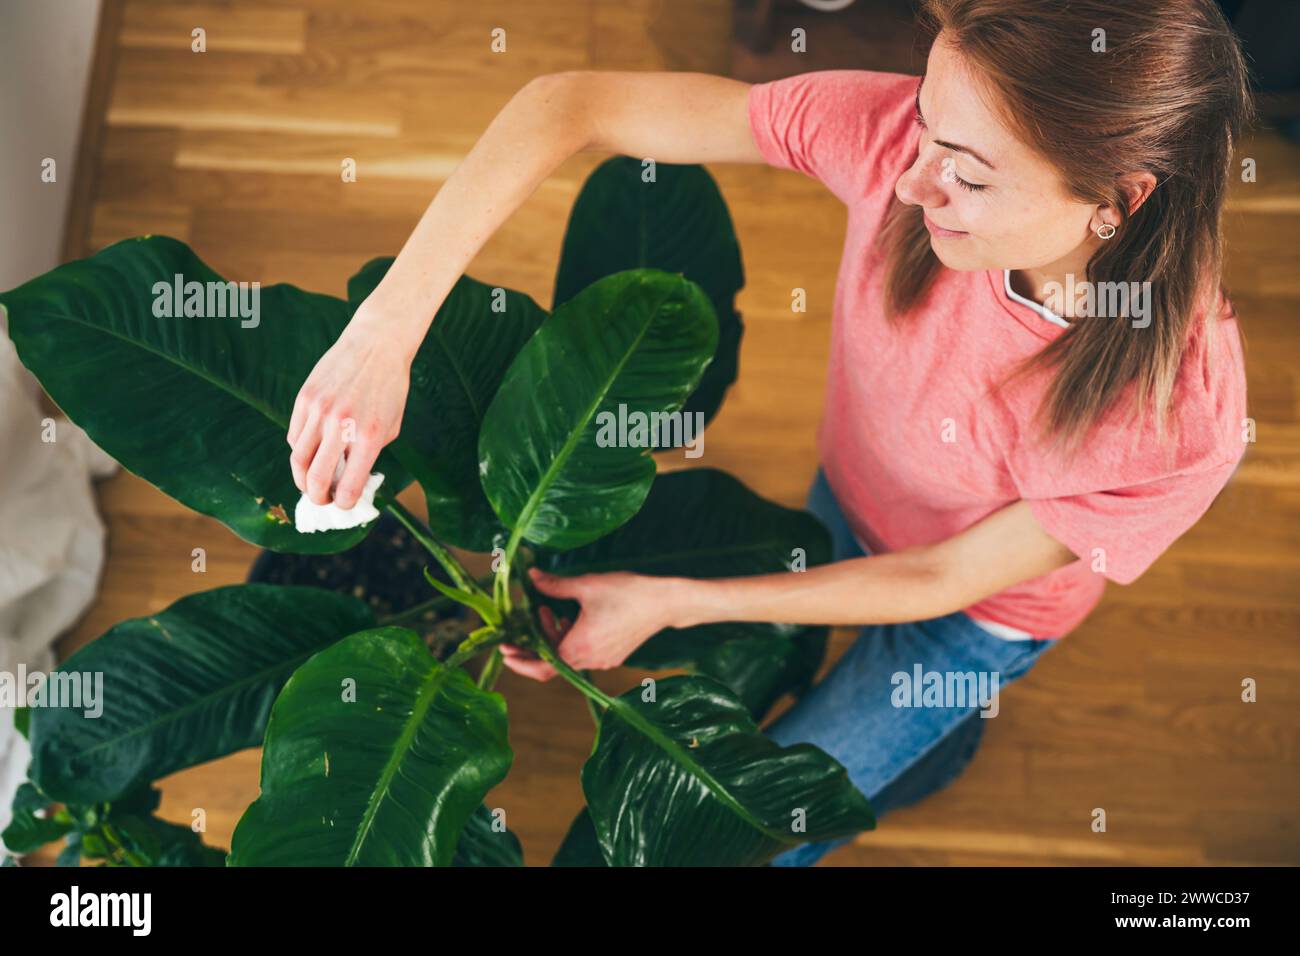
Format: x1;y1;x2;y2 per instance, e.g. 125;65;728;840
877;0;1255;452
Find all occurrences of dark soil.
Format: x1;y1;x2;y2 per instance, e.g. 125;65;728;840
245;514;472;660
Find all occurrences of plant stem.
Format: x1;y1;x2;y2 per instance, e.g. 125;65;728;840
477;647;504;691
445;625;505;671
494;562;512;614
377;594;457;628
579;673;603;728
379;570;499;629
509;582;604;722
423;568;501;626
521;614;616;712
497;543;538;620
383;497;484;597
101;824;149;867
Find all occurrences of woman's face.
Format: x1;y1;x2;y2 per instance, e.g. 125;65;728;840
893;33;1103;274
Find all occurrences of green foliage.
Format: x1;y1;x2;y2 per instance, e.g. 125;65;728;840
0;159;873;866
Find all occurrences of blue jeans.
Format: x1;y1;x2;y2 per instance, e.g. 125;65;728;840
764;468;1056;866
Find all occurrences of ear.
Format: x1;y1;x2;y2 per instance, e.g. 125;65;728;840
1091;171;1158;234
1120;171;1158;216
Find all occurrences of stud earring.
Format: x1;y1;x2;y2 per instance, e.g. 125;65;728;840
1096;223;1116;239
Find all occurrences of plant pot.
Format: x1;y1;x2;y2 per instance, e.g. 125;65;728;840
245;513;471;660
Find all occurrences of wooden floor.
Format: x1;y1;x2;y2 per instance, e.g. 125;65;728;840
29;0;1300;866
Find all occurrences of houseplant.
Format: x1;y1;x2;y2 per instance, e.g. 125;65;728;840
0;158;875;866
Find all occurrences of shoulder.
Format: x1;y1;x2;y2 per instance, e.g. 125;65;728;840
1166;284;1248;469
749;68;918;106
1010;287;1248;585
751;68;919;102
747;70;920;204
1010;284;1248;493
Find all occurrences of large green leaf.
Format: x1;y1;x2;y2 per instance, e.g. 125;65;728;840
229;628;511;866
554;157;744;426
346;258;546;551
55;836;83;867
88;784;227;866
7;783;227;867
26;584;375;804
543;468;832;720
550;807;607;867
479;269;718;553
623;623;826;724
452;804;524;867
0;235;408;553
2;784;72;855
110;813;227;867
583;676;874;866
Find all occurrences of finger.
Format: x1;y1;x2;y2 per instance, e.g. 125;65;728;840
538;605;562;642
556;625;594;671
501;654;556;681
305;419;346;505
287;389;312;448
289;409;322;493
332;438;379;510
528;567;583;599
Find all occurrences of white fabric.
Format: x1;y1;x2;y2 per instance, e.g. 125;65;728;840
1003;268;1071;328
0;319;118;853
968;617;1036;641
293;456;384;533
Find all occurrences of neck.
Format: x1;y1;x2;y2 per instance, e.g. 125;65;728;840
1008;244;1099;319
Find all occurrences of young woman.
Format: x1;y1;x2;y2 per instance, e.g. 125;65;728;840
287;0;1253;865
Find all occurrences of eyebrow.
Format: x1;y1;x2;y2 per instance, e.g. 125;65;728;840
914;76;998;172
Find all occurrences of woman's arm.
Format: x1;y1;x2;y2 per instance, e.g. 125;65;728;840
355;71;763;358
675;500;1078;628
288;71;761;509
506;500;1079;680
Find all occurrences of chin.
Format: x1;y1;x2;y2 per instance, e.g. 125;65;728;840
928;238;982;271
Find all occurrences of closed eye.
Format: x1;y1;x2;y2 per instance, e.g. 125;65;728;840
914;107;988;192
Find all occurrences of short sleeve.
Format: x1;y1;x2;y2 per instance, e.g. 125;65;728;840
746;69;919;205
1012;290;1248;587
1025;454;1243;585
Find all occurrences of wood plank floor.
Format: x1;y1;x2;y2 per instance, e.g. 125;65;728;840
28;0;1300;866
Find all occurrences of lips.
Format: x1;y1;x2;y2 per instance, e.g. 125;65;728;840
923;213;966;237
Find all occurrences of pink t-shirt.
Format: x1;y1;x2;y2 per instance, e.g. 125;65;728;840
746;69;1248;639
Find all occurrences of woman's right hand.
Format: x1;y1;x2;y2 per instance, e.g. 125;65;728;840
287;306;413;510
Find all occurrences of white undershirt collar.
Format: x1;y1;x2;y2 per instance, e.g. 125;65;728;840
1004;269;1071;329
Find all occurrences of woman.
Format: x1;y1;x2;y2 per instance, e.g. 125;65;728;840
287;0;1253;866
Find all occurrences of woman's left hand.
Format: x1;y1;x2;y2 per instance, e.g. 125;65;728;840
497;567;683;681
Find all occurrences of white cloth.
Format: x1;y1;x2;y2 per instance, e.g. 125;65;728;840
0;320;118;853
293;456;384;533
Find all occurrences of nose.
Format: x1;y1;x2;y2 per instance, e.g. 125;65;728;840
895;146;947;209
